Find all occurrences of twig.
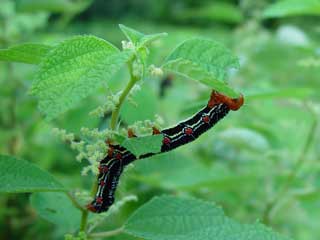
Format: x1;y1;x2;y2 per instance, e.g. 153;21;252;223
66;192;86;212
110;65;139;130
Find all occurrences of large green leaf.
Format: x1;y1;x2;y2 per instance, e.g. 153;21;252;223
30;192;81;232
0;155;65;193
163;38;239;97
0;43;52;64
30;35;133;120
124;196;291;240
263;0;320;18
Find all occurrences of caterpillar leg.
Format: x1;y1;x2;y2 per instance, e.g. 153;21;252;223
152;126;161;135
127;128;137;138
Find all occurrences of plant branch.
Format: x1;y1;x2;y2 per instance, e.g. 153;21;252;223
262;104;317;224
79;60;139;233
110;72;139;130
67;192;86;212
89;227;124;238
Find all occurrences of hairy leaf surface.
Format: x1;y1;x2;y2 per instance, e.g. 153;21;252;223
30;36;132;120
125;196;291;240
0;155;65;193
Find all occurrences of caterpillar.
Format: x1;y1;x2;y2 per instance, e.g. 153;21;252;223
86;90;244;213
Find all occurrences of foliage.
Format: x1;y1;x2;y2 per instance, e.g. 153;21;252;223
30;36;133;120
0;1;319;240
0;155;65;193
124;196;291;240
0;43;51;64
163;38;240;97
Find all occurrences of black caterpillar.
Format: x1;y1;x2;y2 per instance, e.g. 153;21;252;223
86;90;244;213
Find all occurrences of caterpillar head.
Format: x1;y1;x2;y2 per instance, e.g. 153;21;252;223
208;91;244;111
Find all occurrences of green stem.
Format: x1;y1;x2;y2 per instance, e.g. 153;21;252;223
110;76;138;130
89;227;124;238
80;210;89;232
262;105;317;224
79;173;98;232
79;62;139;233
67;192;86;212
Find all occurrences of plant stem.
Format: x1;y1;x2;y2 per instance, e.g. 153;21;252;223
80;210;89;232
110;75;138;130
67;192;86;212
89;227;124;238
262;105;317;224
79;62;139;233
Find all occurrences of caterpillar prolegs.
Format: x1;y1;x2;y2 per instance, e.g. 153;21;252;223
86;90;244;213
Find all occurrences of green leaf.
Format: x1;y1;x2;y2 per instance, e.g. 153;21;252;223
0;155;65;193
124;196;291;240
119;24;145;45
263;0;320;18
119;24;167;49
0;43;52;64
119;24;167;78
163;38;240;97
138;33;168;49
30;35;133;120
30;192;81;232
118;135;163;157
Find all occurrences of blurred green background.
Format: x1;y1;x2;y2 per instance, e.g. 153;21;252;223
0;0;319;239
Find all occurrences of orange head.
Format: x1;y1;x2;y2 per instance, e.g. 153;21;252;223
208;91;244;111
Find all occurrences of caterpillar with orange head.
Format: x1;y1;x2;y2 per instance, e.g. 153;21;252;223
86;90;244;213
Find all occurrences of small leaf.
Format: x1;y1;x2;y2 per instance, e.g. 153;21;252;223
163;38;239;97
30;35;133;120
119;24;145;45
30;192;81;232
138;32;168;49
263;0;320;18
124;196;292;240
119;135;163;157
0;155;65;193
119;24;167;49
0;43;52;64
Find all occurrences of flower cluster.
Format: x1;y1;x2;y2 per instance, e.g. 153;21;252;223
52;127;118;175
